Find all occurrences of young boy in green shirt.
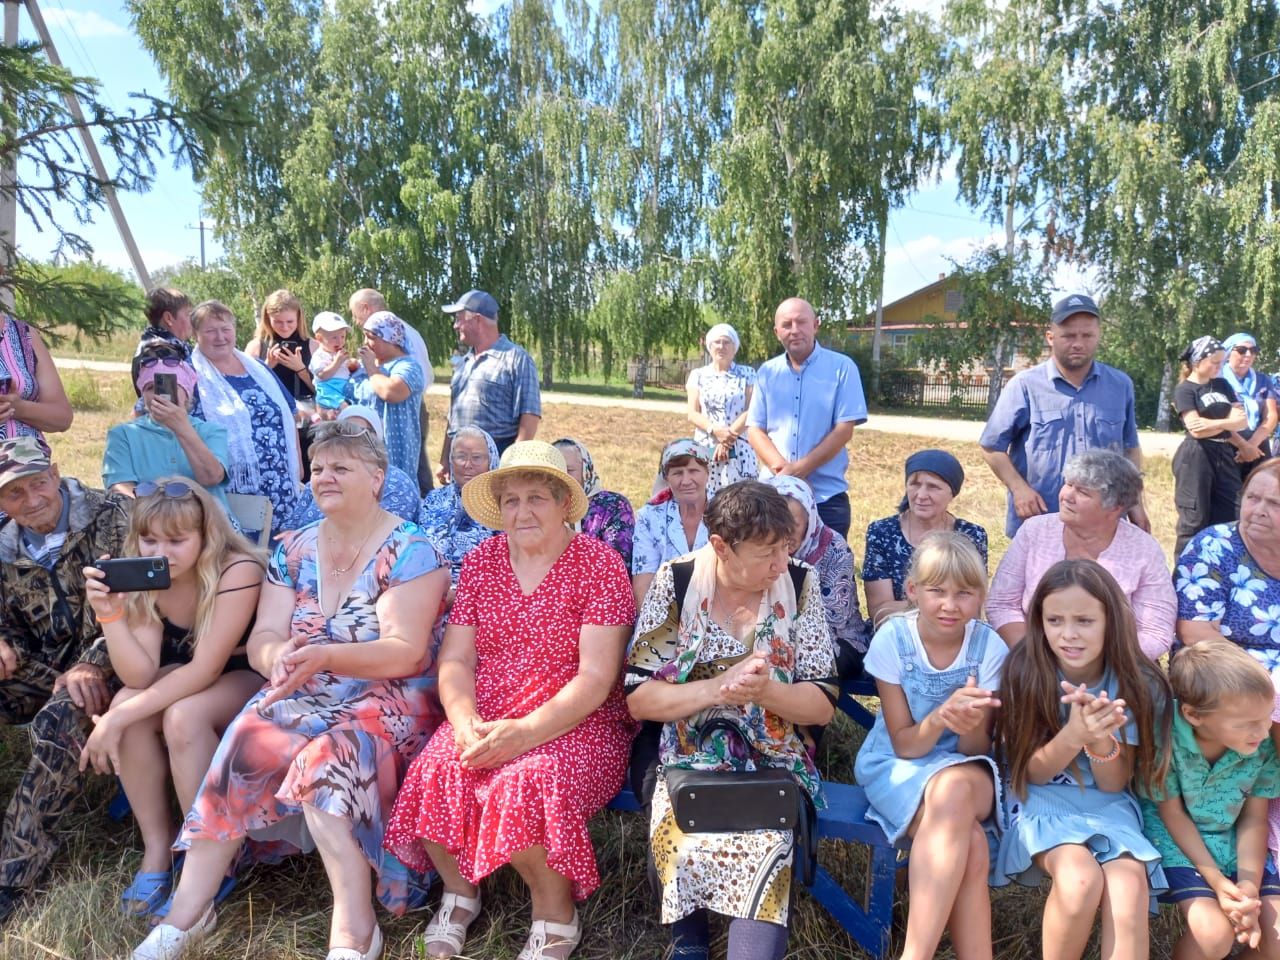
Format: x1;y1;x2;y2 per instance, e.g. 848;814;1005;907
1142;639;1280;958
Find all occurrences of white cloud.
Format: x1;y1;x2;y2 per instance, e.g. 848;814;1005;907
41;8;128;39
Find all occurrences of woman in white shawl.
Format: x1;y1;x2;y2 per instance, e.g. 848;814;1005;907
191;300;301;537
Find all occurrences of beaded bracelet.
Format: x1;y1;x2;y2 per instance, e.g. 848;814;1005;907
1084;733;1120;764
95;609;125;625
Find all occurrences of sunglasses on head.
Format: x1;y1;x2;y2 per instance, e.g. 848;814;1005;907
139;356;186;370
1234;345;1259;355
316;420;381;454
135;480;196;500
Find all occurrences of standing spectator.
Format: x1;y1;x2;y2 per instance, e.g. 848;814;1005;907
190;301;301;538
686;323;758;495
0;312;73;443
244;289;318;412
746;297;867;538
132;287;193;392
979;293;1147;536
103;358;232;516
0;437;131;923
1172;336;1250;554
1221;332;1276;481
349;288;433;492
439;289;541;478
350;311;426;492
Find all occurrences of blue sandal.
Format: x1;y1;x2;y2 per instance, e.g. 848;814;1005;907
149;873;237;921
120;870;172;917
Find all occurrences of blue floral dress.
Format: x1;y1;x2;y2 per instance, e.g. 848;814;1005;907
862;514;989;600
221;373;299;535
352;356;425;488
687;363;758;495
417;429;501;586
1176;522;1280;669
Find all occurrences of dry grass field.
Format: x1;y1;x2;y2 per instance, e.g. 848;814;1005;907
0;370;1186;958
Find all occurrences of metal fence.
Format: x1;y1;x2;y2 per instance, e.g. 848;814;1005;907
877;371;994;411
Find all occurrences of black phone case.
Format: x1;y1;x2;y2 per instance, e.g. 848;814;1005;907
99;557;171;593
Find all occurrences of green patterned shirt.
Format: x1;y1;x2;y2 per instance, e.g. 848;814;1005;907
1141;705;1280;873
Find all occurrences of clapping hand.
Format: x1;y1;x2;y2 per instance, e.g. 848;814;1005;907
935;676;1000;735
1060;681;1128;750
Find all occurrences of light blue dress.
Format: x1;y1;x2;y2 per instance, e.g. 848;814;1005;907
994;667;1167;901
854;614;1004;843
352;355;425;490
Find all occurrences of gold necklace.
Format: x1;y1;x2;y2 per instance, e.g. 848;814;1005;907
326;520;379;575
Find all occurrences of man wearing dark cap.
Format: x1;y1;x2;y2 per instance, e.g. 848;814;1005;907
979;293;1147;536
439;289;541;481
0;437;131;922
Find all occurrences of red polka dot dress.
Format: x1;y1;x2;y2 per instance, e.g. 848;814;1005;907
384;533;638;900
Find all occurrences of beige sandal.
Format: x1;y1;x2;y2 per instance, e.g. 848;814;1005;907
421;891;482;959
516;909;581;960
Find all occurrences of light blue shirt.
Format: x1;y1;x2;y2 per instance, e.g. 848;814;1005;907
745;344;868;503
101;416;231;514
979;358;1140;536
352;355;425;490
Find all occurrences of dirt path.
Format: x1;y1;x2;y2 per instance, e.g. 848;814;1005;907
55;355;1183;457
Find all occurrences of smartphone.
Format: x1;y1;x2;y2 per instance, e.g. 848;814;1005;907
98;556;171;593
153;372;179;405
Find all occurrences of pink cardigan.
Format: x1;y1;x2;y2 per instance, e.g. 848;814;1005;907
986;513;1176;661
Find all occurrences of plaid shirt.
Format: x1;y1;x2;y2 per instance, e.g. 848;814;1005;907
448;334;541;440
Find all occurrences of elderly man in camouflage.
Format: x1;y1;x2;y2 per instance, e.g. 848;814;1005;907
0;437;130;923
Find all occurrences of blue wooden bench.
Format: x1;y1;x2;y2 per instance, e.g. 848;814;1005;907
609;672;907;958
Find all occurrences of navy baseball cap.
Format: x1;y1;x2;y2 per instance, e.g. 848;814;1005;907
442;289;499;321
1050;293;1101;325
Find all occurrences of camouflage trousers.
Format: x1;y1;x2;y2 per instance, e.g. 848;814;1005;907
0;658;96;893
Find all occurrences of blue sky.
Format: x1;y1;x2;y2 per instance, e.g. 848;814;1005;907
19;0;1089;308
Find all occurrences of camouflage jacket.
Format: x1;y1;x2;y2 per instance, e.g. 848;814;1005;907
0;479;131;674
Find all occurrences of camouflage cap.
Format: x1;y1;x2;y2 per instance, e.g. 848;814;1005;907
0;436;52;492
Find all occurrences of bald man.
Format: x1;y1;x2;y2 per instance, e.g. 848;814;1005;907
349;288;434;491
746;297;867;537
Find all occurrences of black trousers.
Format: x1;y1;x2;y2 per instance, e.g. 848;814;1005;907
1173;437;1241;556
816;491;851;540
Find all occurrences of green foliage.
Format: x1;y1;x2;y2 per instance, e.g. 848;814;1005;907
151;260;259;343
12;260;142;342
0;38;240;328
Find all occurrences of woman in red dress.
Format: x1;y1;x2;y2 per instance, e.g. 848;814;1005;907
384;441;637;960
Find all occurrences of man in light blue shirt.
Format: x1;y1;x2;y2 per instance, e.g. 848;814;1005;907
746;297;867;537
979;293;1147;536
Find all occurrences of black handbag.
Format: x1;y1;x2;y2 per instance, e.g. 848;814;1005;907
663;718;818;886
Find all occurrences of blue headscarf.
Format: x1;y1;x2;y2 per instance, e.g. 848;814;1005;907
1221;332;1262;430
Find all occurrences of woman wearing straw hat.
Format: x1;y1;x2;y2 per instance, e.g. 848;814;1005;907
686;323;758;495
384;441;637;960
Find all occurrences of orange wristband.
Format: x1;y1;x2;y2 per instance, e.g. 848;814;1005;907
95;609;125;625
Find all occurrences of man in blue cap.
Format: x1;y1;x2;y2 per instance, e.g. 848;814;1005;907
979;293;1148;536
439;289;541;481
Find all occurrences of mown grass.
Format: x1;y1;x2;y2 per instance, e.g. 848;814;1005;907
3;373;1186;958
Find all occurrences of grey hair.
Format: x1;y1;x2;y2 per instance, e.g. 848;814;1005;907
309;421;389;497
491;469;572;506
1061;449;1143;511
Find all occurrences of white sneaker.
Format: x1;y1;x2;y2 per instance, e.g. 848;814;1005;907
325;925;383;960
130;904;216;960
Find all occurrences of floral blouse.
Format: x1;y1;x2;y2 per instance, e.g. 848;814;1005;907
582;491;635;570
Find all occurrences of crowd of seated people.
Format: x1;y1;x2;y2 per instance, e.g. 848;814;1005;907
7;291;1280;960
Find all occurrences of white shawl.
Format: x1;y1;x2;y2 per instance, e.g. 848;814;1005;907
192;347;301;497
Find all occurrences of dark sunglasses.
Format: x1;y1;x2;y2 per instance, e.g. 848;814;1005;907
135;480;196;500
138;356;186;370
1234;345;1259;355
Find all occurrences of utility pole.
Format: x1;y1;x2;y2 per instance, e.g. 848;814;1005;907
23;0;153;290
187;219;208;268
0;0;21;310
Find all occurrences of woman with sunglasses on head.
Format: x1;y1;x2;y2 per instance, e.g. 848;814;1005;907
80;477;265;919
1222;332;1277;482
130;421;449;960
103;356;232;516
190;300;302;538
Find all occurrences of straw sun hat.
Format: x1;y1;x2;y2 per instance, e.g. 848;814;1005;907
460;440;589;530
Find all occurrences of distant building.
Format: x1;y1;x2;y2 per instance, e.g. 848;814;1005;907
848;274;1047;373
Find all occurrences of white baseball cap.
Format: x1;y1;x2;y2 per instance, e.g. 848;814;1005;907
313;311;350;333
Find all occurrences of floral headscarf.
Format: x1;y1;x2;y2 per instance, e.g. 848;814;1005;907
553;437;601;497
648;438;712;505
363;310;408;350
764;475;830;564
418;426;500;583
